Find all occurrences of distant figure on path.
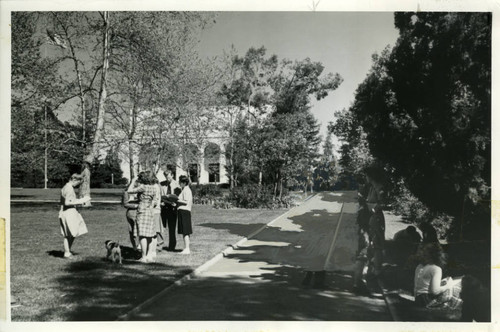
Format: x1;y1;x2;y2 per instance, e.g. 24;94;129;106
353;167;386;294
176;175;193;254
59;173;91;258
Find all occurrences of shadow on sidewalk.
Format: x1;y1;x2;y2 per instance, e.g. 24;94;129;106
133;264;390;321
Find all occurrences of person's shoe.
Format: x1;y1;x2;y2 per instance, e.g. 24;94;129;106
302;271;313;286
352;283;371;296
313;271;326;289
63;252;73;259
138;257;150;263
180;249;190;255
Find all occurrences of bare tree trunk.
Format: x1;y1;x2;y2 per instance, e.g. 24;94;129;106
44;105;48;189
279;177;283;200
229;110;235;189
128;138;135;180
84;11;110;164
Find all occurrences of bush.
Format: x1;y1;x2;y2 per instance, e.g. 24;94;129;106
389;179;453;240
192;184;224;205
229;184;292;209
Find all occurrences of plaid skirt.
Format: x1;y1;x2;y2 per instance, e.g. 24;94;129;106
137;207;155;237
153;210;163;234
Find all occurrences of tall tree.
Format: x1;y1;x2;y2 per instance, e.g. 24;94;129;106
344;12;491;239
11;12;84;188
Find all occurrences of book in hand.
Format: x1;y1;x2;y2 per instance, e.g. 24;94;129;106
162;194;178;203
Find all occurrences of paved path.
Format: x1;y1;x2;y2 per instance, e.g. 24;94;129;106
123;191;391;321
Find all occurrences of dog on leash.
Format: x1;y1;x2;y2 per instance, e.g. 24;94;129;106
105;240;122;264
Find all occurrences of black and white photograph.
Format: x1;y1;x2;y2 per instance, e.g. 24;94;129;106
0;1;498;331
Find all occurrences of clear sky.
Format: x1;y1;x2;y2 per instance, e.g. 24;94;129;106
197;11;400;146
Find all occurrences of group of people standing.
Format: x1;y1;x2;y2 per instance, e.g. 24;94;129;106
124;169;193;263
57;167;194;263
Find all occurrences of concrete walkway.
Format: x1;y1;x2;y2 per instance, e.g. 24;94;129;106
122;191;391;321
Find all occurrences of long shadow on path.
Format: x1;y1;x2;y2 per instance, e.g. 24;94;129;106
132;264;390;321
132;192;390;321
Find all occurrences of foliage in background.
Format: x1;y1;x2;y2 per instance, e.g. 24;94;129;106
12;12;218;186
90;148;127;188
218;47;343;198
312;132;340;191
331;13;491;240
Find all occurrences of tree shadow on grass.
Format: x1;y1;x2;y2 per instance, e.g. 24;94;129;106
35;256;192;321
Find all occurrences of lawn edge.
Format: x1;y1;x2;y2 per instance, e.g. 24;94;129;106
115;193;317;321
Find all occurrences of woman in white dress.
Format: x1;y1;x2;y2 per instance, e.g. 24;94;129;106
59;173;91;258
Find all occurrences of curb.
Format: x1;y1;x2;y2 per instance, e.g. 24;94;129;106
377;276;401;321
116;193;317;321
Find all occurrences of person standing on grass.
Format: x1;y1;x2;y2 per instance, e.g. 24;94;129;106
160;169;180;251
59;173;91;258
123;181;139;251
176;175;193;254
127;171;158;263
148;176;162;260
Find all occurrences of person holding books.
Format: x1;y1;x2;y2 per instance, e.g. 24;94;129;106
176;175;193;254
160;170;181;251
59;173;91;258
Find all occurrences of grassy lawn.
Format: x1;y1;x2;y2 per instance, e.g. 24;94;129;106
10;202;285;321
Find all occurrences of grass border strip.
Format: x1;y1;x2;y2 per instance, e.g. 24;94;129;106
378;278;400;321
116;193;317;321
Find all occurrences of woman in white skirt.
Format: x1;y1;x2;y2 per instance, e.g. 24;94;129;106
59;173;91;258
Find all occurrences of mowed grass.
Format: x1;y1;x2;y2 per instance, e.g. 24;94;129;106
10;202;285;321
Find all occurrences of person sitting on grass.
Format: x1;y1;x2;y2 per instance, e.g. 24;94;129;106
127;171;158;263
414;242;462;309
460;274;490;322
394;226;422;244
59;173;91;259
176;175;193;255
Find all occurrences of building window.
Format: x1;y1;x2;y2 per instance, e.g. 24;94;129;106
208;163;220;183
188;163;199;183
